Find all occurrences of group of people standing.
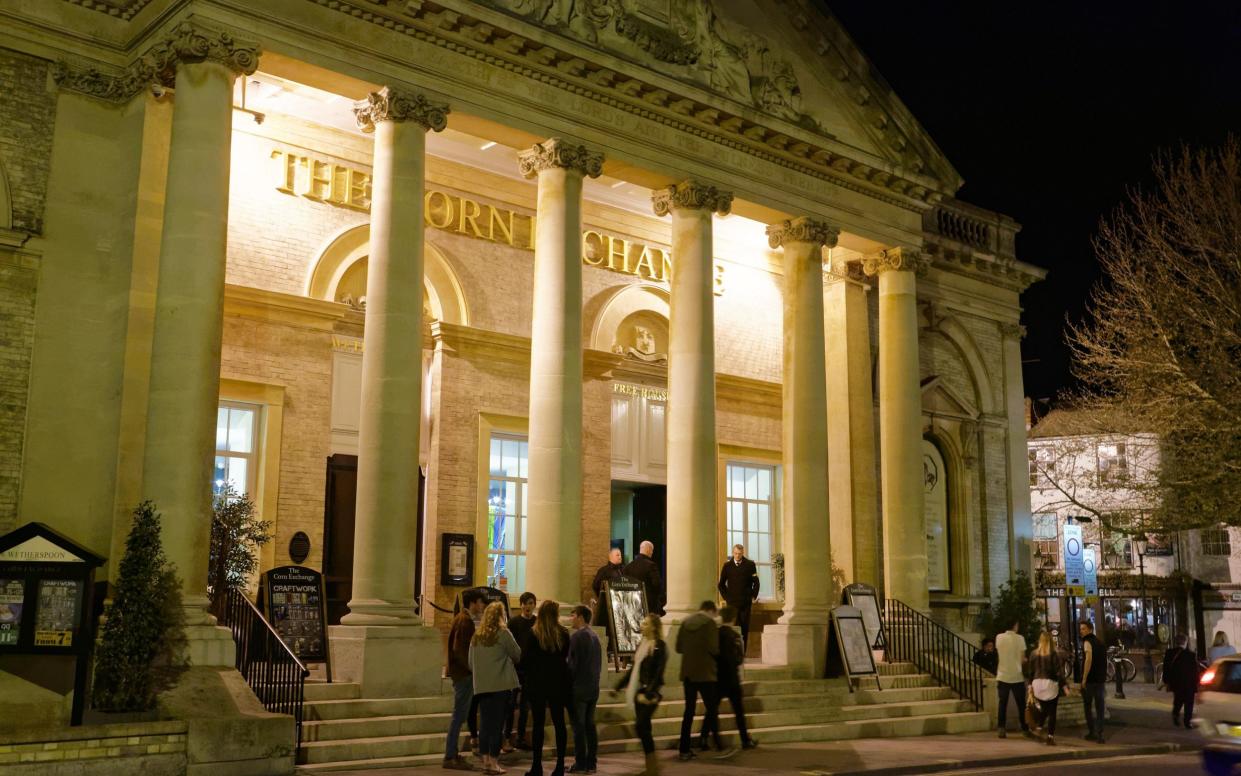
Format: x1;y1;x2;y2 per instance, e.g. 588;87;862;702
442;542;762;775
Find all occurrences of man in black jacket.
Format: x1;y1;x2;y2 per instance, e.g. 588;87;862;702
592;547;626;652
717;544;760;649
624;541;665;616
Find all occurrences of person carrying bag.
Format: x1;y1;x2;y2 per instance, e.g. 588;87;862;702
1027;632;1066;745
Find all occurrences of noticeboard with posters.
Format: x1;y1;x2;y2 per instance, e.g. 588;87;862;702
828;605;879;690
605;577;647;656
263;565;331;672
843;582;885;651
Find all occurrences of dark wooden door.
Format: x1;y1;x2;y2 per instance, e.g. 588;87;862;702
322;454;357;625
631;485;667;594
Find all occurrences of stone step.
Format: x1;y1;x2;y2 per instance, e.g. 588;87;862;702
304;682;362;702
875;661;917;676
302;694;974;743
296;710;990;771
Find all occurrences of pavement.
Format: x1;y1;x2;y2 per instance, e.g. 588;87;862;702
325;681;1207;776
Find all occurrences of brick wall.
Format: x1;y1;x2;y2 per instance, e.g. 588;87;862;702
0;721;186;774
220;315;334;567
0;49;55;234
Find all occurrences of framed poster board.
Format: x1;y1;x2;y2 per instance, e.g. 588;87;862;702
441;533;474;587
828;605;879;690
604;577;647;665
843;583;885;651
264;565;331;680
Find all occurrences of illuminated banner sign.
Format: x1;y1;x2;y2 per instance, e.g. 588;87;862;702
1083;547;1098;603
1063;523;1085;597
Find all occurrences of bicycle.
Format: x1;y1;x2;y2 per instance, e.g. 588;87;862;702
1106;645;1137;683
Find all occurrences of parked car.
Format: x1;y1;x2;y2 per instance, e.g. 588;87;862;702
1197;656;1241;775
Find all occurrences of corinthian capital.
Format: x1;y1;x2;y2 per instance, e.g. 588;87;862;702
651;180;733;217
766;217;840;250
517;138;604;179
999;322;1027;340
54;21;260;102
861;247;929;277
354;87;450;132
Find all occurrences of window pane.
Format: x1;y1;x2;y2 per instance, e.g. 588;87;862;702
519;516;528;553
755;503;769;534
518;441;529;478
745;466;758;500
490;438;502;476
227;408;255;453
215;456;247;497
216;408;229;451
213;456;228;494
726;465;736;498
757;565;773;598
757;467;771;500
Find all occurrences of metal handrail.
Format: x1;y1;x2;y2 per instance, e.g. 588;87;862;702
217;588;310;748
882;599;985;710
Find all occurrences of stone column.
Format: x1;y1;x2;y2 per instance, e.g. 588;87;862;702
762;218;838;676
518;139;603;605
331;88;449;698
652;181;732;621
139;23;258;666
863;247;929;612
1001;323;1034;578
824;260;879;586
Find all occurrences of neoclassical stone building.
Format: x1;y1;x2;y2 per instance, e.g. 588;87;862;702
0;0;1042;717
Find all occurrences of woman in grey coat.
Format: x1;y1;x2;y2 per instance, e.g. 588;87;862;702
470;601;521;775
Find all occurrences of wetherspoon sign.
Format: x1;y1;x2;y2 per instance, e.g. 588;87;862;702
1063;523;1085;596
1083;548;1099;604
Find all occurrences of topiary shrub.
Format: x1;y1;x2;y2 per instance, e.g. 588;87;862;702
92;501;186;712
208;485;272;615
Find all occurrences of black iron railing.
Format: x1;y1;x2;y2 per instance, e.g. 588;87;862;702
217;588;310;747
882;599;985;710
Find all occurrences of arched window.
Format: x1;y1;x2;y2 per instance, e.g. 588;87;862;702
923;439;950;592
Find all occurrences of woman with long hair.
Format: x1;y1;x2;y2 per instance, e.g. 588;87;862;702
1209;630;1237;663
520;600;571;776
1028;631;1065;745
470;601;521;775
619;613;668;775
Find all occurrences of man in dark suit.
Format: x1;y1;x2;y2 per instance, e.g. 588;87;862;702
623;540;665;616
717;544;760;649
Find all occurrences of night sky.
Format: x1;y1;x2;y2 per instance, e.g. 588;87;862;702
825;1;1241;403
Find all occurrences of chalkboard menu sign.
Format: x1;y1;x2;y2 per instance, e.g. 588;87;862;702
264;565;330;664
843;583;885;651
828;605;879;690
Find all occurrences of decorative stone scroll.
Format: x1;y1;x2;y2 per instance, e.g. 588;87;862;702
53;21;260;103
516;138;604;179
766;217;839;250
861;246;929;277
999;322;1027;340
353;87;450;132
650;180;733;217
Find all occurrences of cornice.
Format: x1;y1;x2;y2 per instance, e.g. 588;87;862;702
223;283;349;331
716;373;781;407
306;0;945;212
922;236;1046;293
61;0;158;23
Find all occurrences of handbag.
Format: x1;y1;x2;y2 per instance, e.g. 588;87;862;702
1024;690;1045;729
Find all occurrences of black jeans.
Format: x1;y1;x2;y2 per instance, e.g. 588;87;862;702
700;681;749;747
1040;695;1059;735
528;694;567;772
1173;688;1195;726
679;681;721;753
571;695;599;768
634;698;659;755
1082;681;1106;736
476;690;509;758
736;603;753;651
997;681;1029;731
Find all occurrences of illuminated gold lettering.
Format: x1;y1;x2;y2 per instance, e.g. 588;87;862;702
632;244;657;280
306;159;333;200
458;197;485;238
659;250;673;282
425;190;454;229
345;168;370;211
273;150;297;193
713;263;726;296
582;231;606;265
526;214;537;250
486;204;514;246
606;236;629;272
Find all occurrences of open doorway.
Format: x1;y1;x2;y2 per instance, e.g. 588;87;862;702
612;482;667;584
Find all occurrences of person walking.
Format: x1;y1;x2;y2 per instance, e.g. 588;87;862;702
444;589;486;771
624;541;665;616
470;601;522;776
592;547;625;650
710;605;756;750
619;614;667;776
1163;633;1202;729
509;592;538;750
995;618;1031;739
568;605;602;774
1209;631;1237;663
1029;631;1065;745
1079;620;1108;743
521;600;571;776
716;544;760;650
675;600;722;761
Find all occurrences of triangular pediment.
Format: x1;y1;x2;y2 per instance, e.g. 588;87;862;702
920;376;979;420
472;0;961;192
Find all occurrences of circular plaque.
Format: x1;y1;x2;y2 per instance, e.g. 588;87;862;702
289;531;312;564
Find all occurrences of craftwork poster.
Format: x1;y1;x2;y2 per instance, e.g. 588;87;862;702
34;578;80;647
0;578;23;646
266;566;327;662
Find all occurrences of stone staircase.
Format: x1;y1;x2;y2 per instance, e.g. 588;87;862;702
295;661;990;771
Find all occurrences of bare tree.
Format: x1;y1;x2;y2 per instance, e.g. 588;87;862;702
1065;138;1241;531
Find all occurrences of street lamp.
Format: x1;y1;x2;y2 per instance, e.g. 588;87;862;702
1133;532;1156;682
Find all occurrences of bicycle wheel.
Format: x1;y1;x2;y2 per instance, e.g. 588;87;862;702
1106;660;1116;681
1121;658;1137;683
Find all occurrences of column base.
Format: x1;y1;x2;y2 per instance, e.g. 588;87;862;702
184;623;237;668
761;622;828;679
339;598;420;626
329;624;444;698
